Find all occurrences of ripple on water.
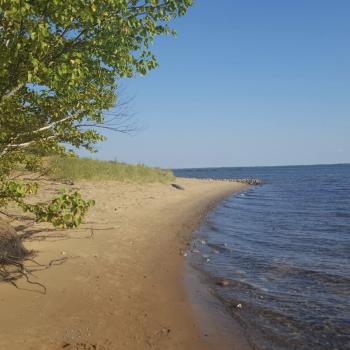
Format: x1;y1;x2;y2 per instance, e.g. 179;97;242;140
175;164;350;350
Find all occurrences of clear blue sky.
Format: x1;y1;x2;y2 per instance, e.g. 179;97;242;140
90;0;350;168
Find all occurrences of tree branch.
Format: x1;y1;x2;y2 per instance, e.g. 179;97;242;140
0;111;84;157
1;82;25;102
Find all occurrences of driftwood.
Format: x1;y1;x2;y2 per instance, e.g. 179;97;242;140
171;183;185;190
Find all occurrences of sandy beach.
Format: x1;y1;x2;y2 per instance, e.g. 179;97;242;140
0;178;250;350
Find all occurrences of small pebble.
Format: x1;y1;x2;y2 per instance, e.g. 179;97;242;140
216;279;230;287
180;249;187;256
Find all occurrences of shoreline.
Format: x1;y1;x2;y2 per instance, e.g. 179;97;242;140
0;178;249;350
185;263;252;350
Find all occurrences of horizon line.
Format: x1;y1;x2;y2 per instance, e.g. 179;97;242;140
171;162;350;170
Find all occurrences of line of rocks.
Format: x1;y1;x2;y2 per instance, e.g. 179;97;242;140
229;178;262;185
201;178;262;185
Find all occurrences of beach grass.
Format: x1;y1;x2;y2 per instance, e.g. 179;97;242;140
49;157;175;183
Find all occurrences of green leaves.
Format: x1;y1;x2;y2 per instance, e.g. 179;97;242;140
23;190;95;229
0;180;94;229
0;181;38;207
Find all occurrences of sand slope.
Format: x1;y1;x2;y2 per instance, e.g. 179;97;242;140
0;178;248;350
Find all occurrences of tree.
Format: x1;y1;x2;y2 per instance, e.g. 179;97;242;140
0;0;192;228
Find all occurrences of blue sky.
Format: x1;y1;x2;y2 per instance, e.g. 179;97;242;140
90;0;350;168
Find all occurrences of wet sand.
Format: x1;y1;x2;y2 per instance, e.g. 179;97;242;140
0;178;250;350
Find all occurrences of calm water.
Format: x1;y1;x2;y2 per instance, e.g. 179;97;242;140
174;164;350;350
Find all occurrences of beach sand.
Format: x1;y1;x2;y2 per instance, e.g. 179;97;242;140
0;178;251;350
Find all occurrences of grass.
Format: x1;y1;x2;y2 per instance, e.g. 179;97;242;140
49;157;175;184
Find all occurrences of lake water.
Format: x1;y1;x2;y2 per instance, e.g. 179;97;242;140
174;164;350;350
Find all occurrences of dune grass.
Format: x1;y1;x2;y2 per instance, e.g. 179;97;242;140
49;157;175;183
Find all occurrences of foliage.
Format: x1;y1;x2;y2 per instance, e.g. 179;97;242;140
0;0;192;160
0;0;191;227
24;190;95;228
0;180;95;228
0;180;38;208
50;156;175;183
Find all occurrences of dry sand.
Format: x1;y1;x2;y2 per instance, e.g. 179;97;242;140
0;178;251;350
